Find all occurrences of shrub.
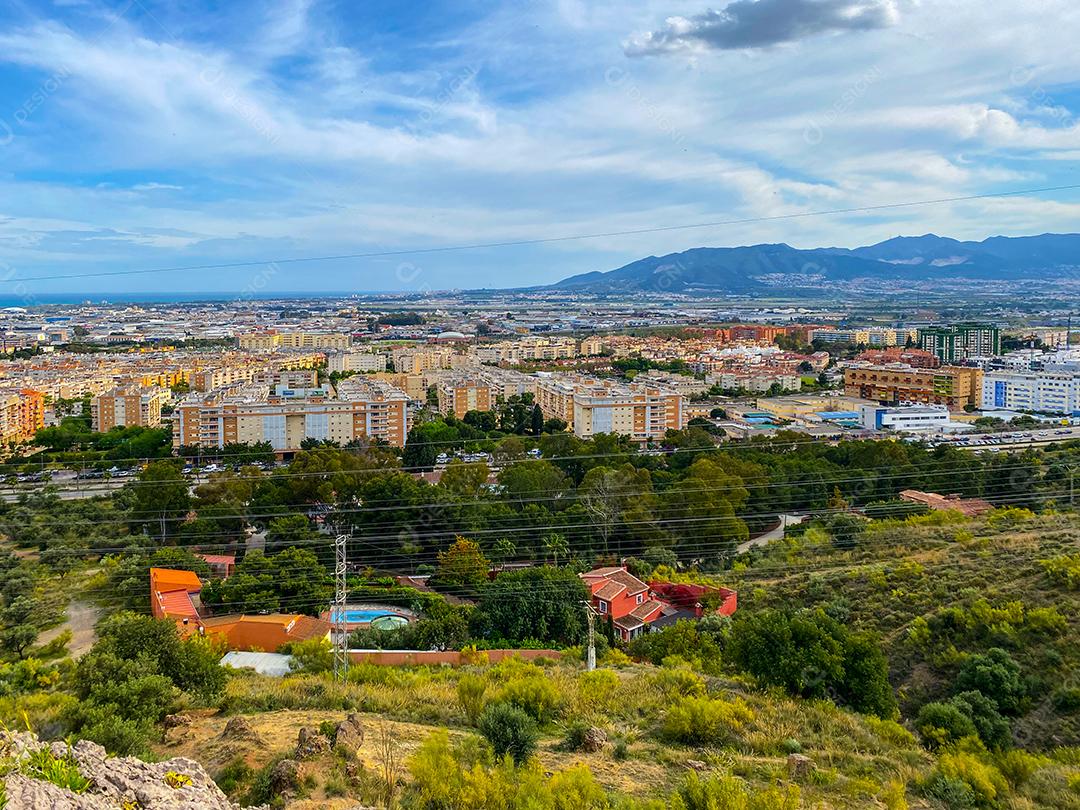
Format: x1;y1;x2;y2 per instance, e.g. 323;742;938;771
954;648;1026;715
661;696;753;746
652;667;707;698
933;751;1008;806
495;673;561;722
915;701;977;750
1041;554;1080;589
477;702;539;762
949;691;1011;751
671;772;800;810
287;637;333;674
994;749;1046;788
456;674;488;726
627;620;723;672
578;669;619;707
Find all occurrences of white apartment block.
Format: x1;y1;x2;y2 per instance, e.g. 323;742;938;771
535;374;686;441
175;379;410;451
981;370;1080;415
327;350;388;373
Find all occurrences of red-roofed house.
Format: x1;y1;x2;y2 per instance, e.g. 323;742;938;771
198;554;237;578
581;566;738;641
150;567;203;633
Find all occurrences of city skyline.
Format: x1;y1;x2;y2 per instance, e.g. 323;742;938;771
0;0;1079;293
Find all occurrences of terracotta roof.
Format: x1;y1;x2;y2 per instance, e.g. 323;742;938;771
595;581;627;601
629;599;665;622
155;588;199;621
613;615;645;631
198;554;236;566
201;613;331;653
150;567;203;594
580;566;649;595
582;567;625;578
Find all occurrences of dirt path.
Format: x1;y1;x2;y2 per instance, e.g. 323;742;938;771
39;599;101;657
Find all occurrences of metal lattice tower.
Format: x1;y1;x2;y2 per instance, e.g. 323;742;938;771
332;533;349;681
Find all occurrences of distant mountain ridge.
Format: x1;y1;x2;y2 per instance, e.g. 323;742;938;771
549;233;1080;293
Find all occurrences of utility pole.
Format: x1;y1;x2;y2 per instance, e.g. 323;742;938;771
332;533;349;681
583;601;597;672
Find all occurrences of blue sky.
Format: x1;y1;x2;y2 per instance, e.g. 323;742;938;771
0;0;1078;294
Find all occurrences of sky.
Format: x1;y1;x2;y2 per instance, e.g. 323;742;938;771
0;0;1079;295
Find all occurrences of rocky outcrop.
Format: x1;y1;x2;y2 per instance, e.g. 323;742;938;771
332;713;364;755
294;727;330;760
1;731;266;810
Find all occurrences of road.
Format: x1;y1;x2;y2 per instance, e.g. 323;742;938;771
737;513;806;555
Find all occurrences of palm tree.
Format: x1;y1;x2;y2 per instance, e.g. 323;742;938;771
543;532;569;566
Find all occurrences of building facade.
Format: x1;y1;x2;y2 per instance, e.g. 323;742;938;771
917;324;1000;363
844;364;983;411
91;387;166;431
981;369;1080;415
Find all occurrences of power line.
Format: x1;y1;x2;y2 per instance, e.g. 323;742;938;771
6;183;1080;284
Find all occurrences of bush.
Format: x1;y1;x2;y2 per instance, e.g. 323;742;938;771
727;608;896;717
495;672;562;723
627;620;722;672
994;749;1046;788
955;648;1026;716
477;702;539;762
652;666;707;698
661;696;753;746
932;751;1008;807
949;691;1011;751
578;669;619;707
456;674;488;726
671;772;800;810
916;702;977;750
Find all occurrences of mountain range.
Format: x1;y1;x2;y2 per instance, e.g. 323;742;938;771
548;233;1080;294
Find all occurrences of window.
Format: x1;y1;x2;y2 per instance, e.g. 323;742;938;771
597;600;608;614
636;593;644;604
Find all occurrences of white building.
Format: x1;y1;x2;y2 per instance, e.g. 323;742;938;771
327;350;387;374
858;404;953;433
981;370;1080;415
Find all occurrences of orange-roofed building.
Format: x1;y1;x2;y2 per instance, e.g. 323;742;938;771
201;614;331;653
150;567;204;631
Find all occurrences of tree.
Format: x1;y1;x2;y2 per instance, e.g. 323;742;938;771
728;608;896;717
954;648;1027;716
201;548;332;618
825;512;866;550
439;460;490;499
264;514;317;555
530;404;544;436
125;461;191;540
431;537;490;591
473;567;587;645
542;532;569;566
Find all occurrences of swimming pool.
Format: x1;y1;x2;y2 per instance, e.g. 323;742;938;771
332;609;408;625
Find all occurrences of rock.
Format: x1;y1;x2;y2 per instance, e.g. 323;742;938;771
295;727;330;759
581;726;608;753
685;759;709;772
219;716;261;744
1;729;267;810
333;713;365;754
164;714;193;730
787;753;814;779
269;758;300;796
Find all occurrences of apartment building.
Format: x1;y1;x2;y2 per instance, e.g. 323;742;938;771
917;324;1000;363
809;327;914;347
91;387;166;431
326;350;387;373
0;389;44;445
856;347;940;369
476;337;578;364
535;374;685;441
237;331;352;351
174;379;409;451
981;369;1080;415
706;371;802;393
844;364;983;410
437;378;493;418
390;346;459;373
